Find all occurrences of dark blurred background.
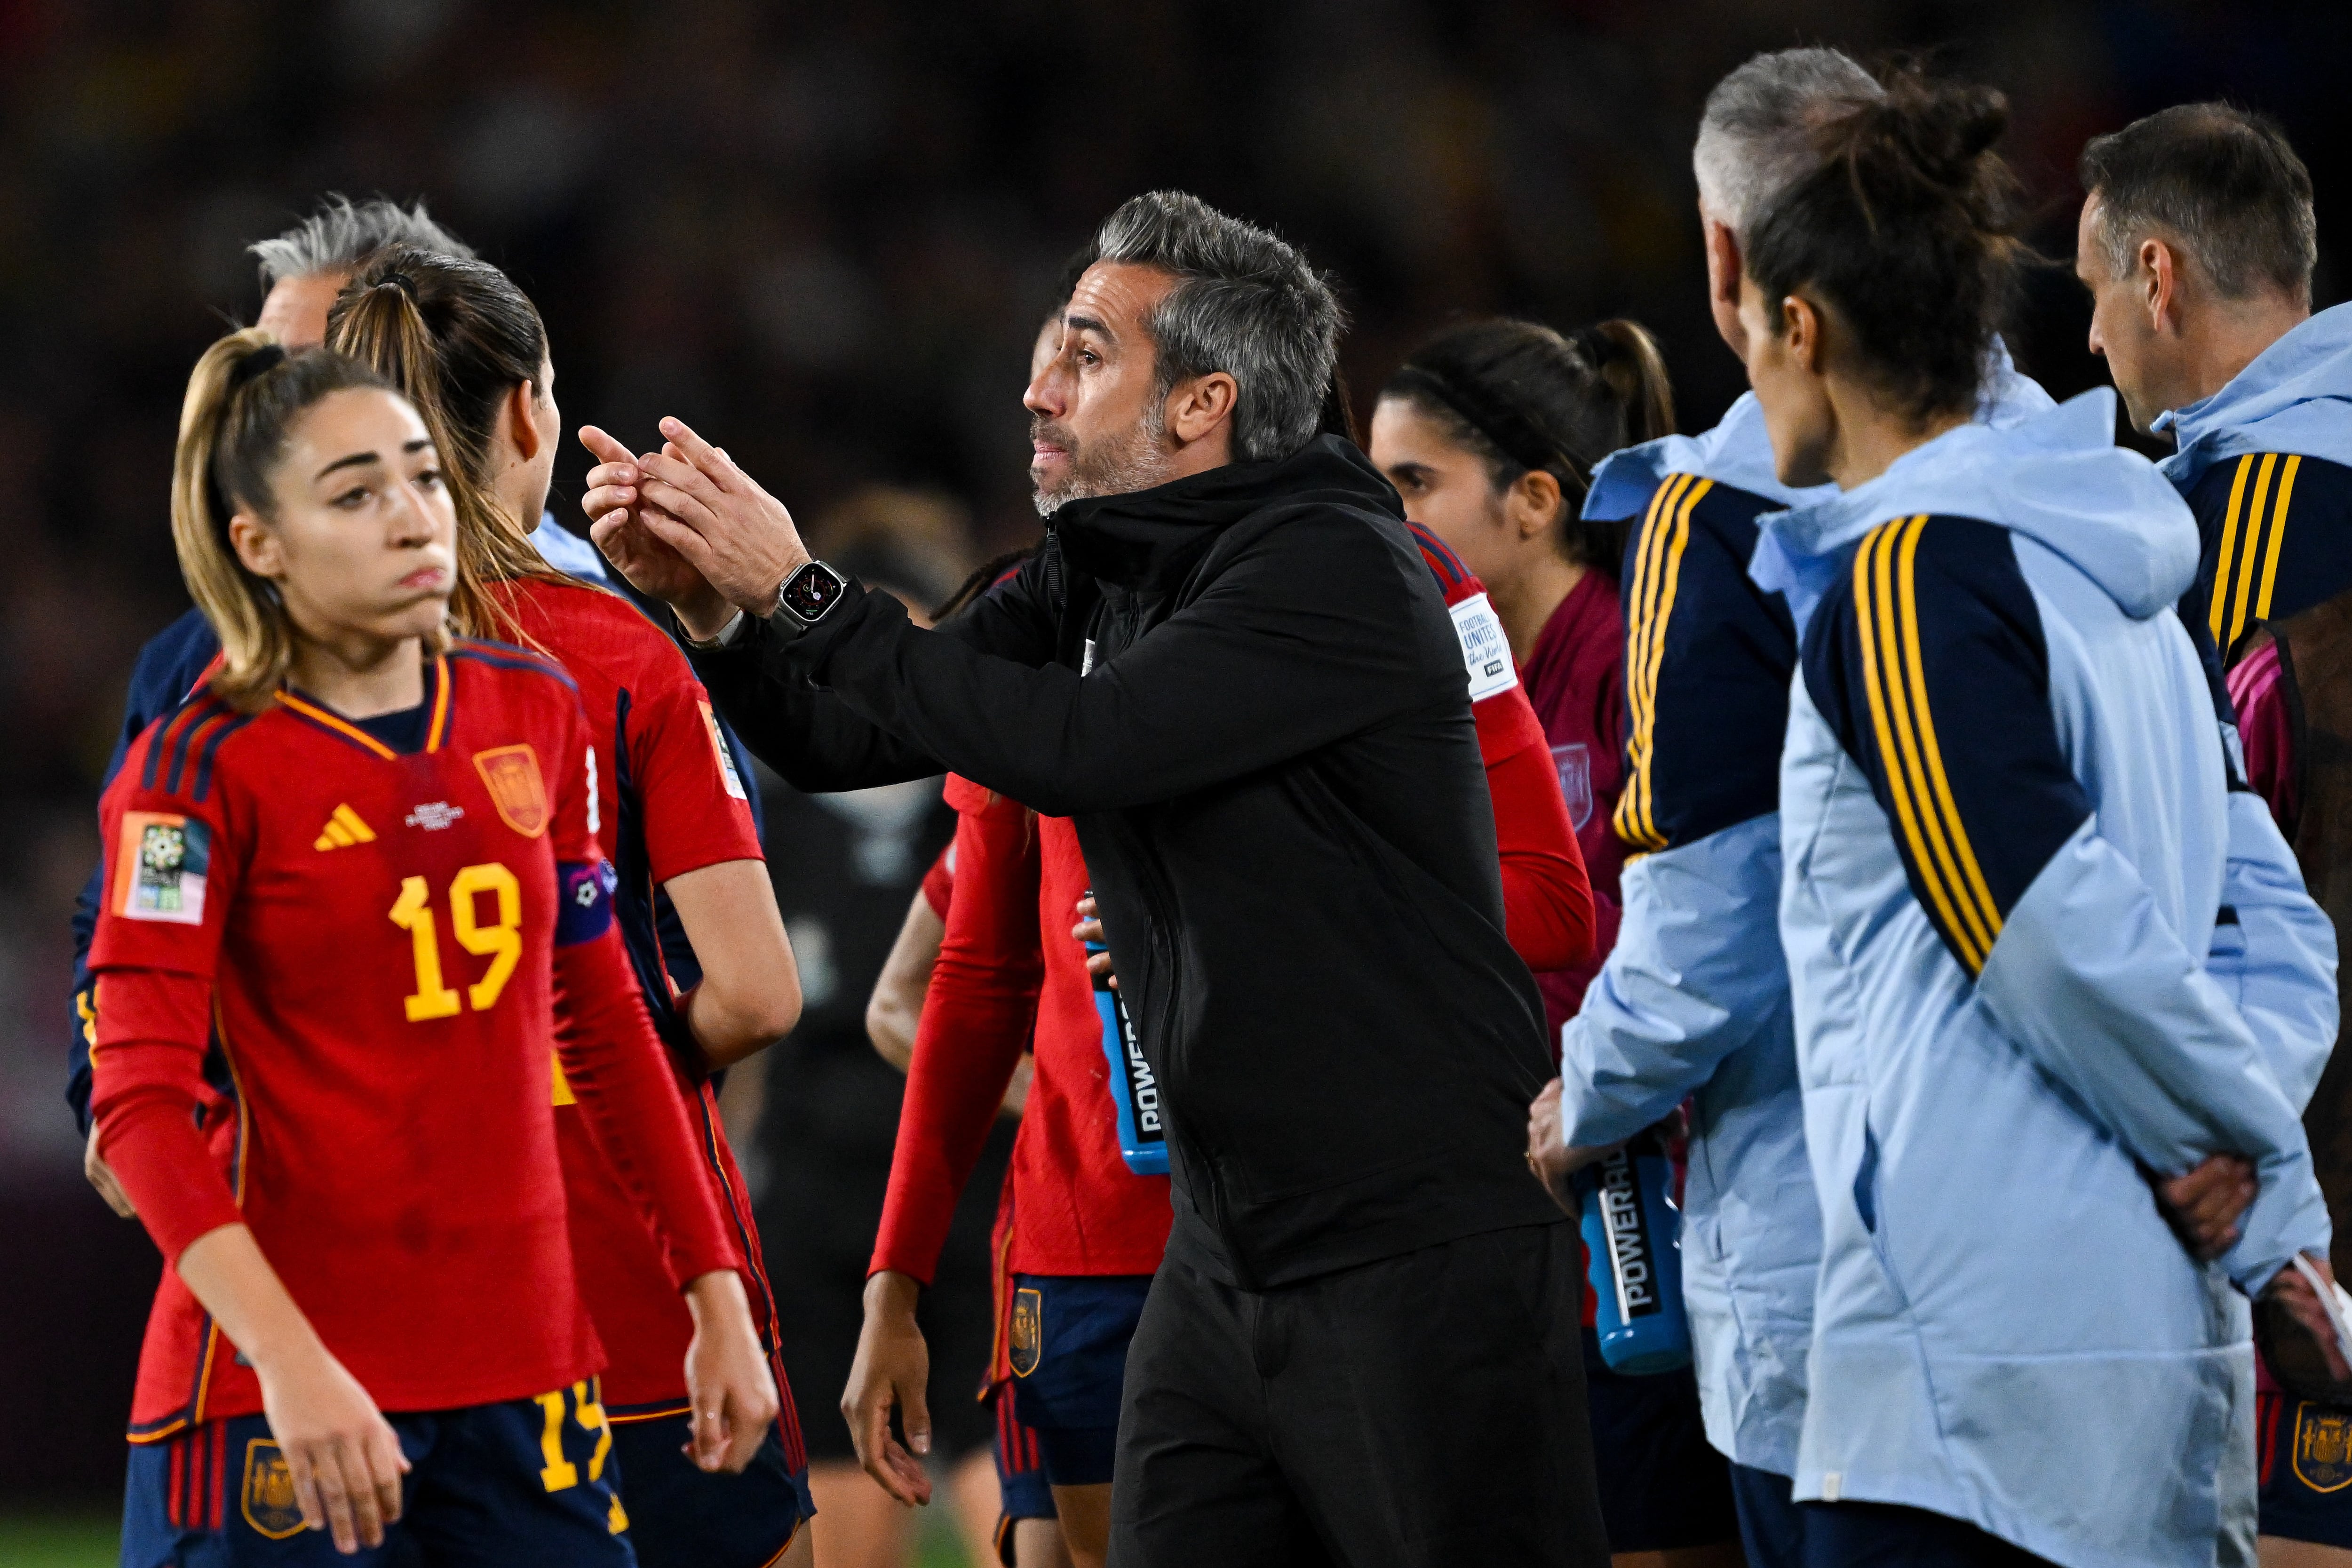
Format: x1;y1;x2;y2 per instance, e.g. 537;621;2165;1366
1;0;2343;1540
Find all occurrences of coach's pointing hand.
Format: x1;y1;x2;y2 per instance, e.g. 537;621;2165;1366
625;417;812;633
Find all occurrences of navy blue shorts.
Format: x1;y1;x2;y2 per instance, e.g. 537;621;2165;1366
608;1412;812;1568
990;1386;1056;1565
1581;1327;1739;1552
121;1382;629;1568
1006;1274;1151;1488
2259;1392;2352;1548
1800;1500;2055;1567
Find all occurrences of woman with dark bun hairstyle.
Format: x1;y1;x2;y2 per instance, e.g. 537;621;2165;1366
1372;323;1743;1568
1748;67;2340;1568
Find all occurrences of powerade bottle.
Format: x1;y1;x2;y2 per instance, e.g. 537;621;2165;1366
1577;1125;1690;1374
1084;905;1167;1175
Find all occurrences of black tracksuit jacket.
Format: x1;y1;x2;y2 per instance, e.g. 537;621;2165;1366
691;435;1562;1289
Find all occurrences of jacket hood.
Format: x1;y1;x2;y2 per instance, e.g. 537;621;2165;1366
2157;302;2352;493
1052;434;1401;589
1584;338;2055;522
1751;388;2199;637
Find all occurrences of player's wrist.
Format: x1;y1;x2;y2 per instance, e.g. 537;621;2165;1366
683;1267;749;1321
863;1268;922;1320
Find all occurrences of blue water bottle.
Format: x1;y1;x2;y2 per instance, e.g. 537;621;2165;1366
1084;908;1167;1175
1577;1127;1690;1374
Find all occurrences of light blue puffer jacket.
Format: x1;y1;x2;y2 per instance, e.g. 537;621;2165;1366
1561;356;2052;1477
1758;389;2335;1568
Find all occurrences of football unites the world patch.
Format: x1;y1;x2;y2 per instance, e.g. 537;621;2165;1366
699;700;749;801
114;811;211;924
1450;591;1518;701
472;744;549;837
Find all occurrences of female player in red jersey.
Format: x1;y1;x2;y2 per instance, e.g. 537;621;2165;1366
324;248;816;1568
93;333;776;1565
1372;318;1673;1037
1369;320;1744;1568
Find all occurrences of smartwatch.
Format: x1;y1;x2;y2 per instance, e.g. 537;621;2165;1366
768;559;852;637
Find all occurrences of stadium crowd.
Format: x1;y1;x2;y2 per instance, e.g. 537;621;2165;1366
35;15;2352;1568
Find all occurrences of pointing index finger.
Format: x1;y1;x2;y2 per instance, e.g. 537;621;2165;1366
658;417;736;491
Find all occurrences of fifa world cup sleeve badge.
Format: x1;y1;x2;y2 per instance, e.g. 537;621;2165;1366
1009;1288;1043;1378
473;744;550;838
240;1438;307;1539
113;812;211;924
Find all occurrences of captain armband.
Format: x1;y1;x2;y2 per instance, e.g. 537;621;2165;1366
554;860;620;947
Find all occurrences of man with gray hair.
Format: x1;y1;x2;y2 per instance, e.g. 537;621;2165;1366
2079;104;2352;1563
584;189;1612;1566
1528;48;2051;1568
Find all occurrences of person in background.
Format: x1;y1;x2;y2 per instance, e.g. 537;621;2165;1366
718;529;1010;1568
1747;66;2336;1567
330;245;813;1568
2078;102;2352;1567
1372;317;1664;1034
1371;316;1739;1568
69;194;609;1203
1522;49;2058;1568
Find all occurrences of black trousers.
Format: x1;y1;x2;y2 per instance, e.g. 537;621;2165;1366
1109;1221;1611;1568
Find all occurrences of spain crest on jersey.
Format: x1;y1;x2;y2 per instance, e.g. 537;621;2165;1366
114;811;210;924
240;1438;306;1538
1552;742;1595;832
473;744;549;838
1009;1288;1043;1377
2296;1403;2352;1492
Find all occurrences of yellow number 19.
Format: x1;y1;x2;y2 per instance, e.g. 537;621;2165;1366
389;862;521;1023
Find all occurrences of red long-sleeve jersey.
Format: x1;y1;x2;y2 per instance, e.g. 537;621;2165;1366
492;580;787;1424
869;530;1592;1290
90;641;739;1437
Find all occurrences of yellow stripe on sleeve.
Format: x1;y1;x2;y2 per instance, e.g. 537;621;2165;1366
1611;473;1691;852
1894;515;2002;955
1856;518;1983;972
1628;478;1709;849
2255;454;2302;626
2207;455;2255;648
2226;454;2280;653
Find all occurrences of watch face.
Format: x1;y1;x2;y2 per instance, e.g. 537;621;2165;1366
782;562;847;623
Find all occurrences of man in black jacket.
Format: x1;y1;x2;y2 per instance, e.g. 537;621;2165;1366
580;191;1608;1568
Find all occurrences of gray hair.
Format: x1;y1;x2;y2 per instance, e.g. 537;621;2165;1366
1089;191;1343;463
2080;103;2316;303
248;194;475;290
1694;48;1883;237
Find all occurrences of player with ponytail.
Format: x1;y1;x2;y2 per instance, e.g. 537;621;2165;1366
98;330;774;1564
328;250;816;1568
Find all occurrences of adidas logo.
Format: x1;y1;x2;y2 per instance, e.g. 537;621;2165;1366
313;804;378;851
